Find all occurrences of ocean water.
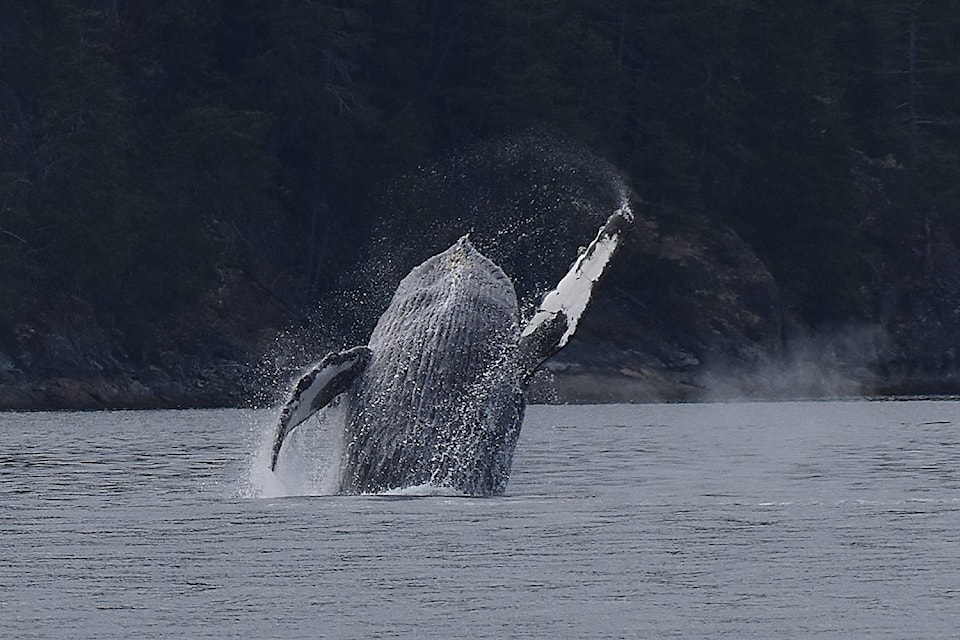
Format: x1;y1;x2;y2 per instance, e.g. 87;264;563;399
1;401;959;639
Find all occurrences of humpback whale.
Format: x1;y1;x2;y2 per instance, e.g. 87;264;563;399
270;203;633;495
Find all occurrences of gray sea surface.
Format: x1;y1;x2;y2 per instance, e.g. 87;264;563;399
1;401;959;638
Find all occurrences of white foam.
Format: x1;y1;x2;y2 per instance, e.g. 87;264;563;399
241;404;346;498
378;483;469;497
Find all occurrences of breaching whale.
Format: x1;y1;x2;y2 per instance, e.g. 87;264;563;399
270;203;633;495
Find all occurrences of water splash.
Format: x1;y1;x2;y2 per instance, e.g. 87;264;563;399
248;135;633;496
379;484;468;497
343;133;632;332
241;403;346;498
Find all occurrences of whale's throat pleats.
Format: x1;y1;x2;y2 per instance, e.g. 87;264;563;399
341;239;523;495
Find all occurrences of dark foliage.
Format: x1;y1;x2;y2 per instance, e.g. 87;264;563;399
1;0;958;351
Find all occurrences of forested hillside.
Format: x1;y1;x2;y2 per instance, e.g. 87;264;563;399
2;1;959;407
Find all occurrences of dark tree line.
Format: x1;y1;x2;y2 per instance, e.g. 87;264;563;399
1;1;958;347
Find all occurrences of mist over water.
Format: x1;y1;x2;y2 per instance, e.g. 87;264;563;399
703;323;890;400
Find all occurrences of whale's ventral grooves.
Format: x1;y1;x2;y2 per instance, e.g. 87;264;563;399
269;203;633;496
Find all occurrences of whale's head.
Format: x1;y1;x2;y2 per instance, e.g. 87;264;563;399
385;235;516;312
443;234;478;269
429;234;487;276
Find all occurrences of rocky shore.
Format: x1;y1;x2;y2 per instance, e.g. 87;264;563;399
4;172;960;410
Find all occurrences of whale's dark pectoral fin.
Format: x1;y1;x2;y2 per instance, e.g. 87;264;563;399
518;310;568;382
270;345;371;471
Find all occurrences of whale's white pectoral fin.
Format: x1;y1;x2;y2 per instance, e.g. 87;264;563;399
519;203;633;373
270;345;371;471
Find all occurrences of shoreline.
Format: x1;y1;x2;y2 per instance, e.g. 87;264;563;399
3;369;959;412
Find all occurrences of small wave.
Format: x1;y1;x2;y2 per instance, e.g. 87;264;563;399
377;483;469;498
